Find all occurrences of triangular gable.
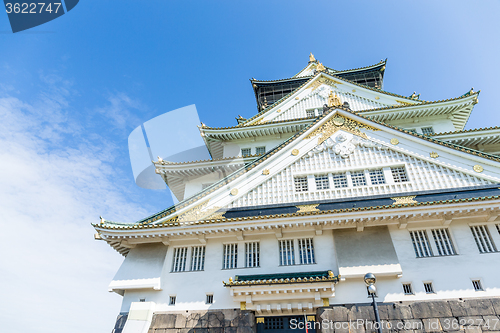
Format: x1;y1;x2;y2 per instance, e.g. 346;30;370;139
244;72;420;127
145;109;500;225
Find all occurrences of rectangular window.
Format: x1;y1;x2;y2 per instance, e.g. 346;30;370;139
431;228;456;256
223;243;238;269
332;173;348;188
406;128;417;133
245;242;260;268
294;177;308;192
172;247;188;272
264;317;285;330
470;225;497;253
255;146;266;155
391;167;409;183
472;280;483;291
410;230;433;258
190;246;206;271
306;109;315;117
298;238;315;264
424;282;435;294
351;171;367;187
402;283;414;295
421;127;435;135
369;169;386;185
279;239;295;266
315;175;329;190
206;294;214;304
241;148;251;157
169;296;176;305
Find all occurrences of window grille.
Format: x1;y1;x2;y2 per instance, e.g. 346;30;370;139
431;228;456;256
298;238;315;264
351;171;367;187
241;148;251;157
421;127;435;135
255;146;266;155
172;247;188;272
332;173;348;188
245;242;260;268
139;298;146;302
406;129;417;133
424;282;434;294
294;177;308;192
264;317;285;330
169;296;176;305
402;283;414;295
470;225;497;253
391;167;409;183
190;246;205;271
223;243;238;269
317;108;323;115
206;294;214;304
472;280;483;291
369;169;386;185
306;109;315;118
279;239;295;266
410;230;433;257
315;175;329;190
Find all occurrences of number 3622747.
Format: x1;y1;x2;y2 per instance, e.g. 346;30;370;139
5;3;62;14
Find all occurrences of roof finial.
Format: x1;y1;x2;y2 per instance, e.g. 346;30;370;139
316;62;325;72
309;53;316;62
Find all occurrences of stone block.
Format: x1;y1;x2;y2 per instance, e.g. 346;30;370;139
208;328;224;333
403;319;425;331
208;312;225;328
230;311;254;327
440;318;461;332
491;299;500;316
175;314;187;329
151;314;177;329
323;306;349;322
458;317;484;327
236;326;255;333
411;301;452;319
465;300;496;316
187;329;208;333
332;321;351;333
423;318;443;332
386;319;404;332
379;303;413;320
348;305;376;321
464;327;482;333
482;316;500;331
223;327;237;333
449;302;469;318
186;312;209;328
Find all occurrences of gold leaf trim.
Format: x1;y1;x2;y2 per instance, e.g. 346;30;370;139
390;138;399;145
291;149;299;156
473;165;484;173
296;204;320;213
307;316;316;322
256;318;265;324
391;196;417;205
262;169;270;175
230;188;239;196
304;115;378;144
306;76;340;91
430;152;439;158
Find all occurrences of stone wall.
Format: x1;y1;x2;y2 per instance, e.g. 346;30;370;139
147;309;255;333
317;298;500;333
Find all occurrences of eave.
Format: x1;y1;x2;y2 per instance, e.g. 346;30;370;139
433;127;500;150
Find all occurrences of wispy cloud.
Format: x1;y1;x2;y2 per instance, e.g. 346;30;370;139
96;92;144;130
0;77;151;333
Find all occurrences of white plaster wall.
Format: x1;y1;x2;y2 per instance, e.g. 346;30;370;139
117;220;500;313
387;117;456;134
183;173;221;199
222;135;295;158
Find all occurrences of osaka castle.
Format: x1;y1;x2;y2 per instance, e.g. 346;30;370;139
95;54;500;333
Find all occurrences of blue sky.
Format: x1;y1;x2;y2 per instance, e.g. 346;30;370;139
1;1;500;332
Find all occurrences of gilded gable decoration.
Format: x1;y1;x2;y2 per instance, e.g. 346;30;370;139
391;196;417;205
296;204;320;213
306;76;340;91
327;91;342;107
305;133;386;159
304;115;379;145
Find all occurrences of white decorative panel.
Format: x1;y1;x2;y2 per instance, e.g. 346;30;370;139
227;144;493;208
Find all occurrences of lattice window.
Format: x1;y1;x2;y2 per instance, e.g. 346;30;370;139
391;166;409;183
431;228;456;256
410;230;433;258
223;243;238;269
402;283;414;295
190;246;205;271
169;296;176;305
306;109;315;118
472;280;483;291
351;171;367;187
421;127;435;135
369;169;386;185
424;282;435;294
279;239;295;266
298;238;315;264
172;247;188;272
470;225;497;253
294;177;308;192
255;146;266;155
241;148;251;157
206;294;214;304
245;242;260;268
406;128;417;133
315;175;330;190
264;317;284;330
332;173;348;188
